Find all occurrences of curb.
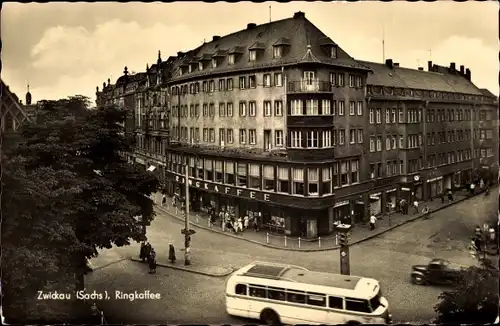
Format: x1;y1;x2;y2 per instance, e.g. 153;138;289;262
156;190;491;252
130;257;234;277
88;258;129;272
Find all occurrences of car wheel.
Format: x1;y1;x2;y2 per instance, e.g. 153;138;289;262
260;309;280;325
412;275;426;285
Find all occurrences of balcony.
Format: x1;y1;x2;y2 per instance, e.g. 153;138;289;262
287;79;332;94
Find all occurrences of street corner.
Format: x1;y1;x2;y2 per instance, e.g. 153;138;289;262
130;257;234;277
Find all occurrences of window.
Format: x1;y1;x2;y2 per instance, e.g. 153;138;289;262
239;129;246;144
330;72;337;85
385;108;390;123
306;99;319;115
249;164;260;189
345;299;370;313
351;159;359;183
322;130;331;147
249;101;256;116
349;129;356;144
249;129;256;144
264;101;272;116
209;80;215;92
267;287;285;301
338;73;345;86
226;102;233;117
225;161;235;185
356;102;363;115
349;101;355;115
219;129;225;145
275;130;284;146
307;131;319;148
322;167;332;194
391;108;396;122
219;103;226;117
399;135;404;148
228;54;235;65
263;74;271;87
203;104;208;116
209;103;215;116
376;136;382;151
235;284;246;295
308;168;319;196
291;100;303;116
290;131;302;148
227;129;233;143
239;76;246;89
263;166;275;191
330;46;337;59
338;101;345;116
203;128;208;142
356;76;362;88
219;79;226;91
340;161;348;185
277;167;289;193
332;163;339;187
209;128;215;143
239;102;247;116
274;73;283;87
392;135;396;149
339;129;345;145
357;129;363;143
292;168;305;195
249;50;257;61
199;62;204;71
399;108;404;123
376;108;381;123
237;163;247;187
332;101;337;115
227;78;233;90
211;58;217;68
307;293;326;307
287;291;306;304
274;100;283;116
369;108;375;124
249;286;266;298
248;75;256;88
322;99;331;115
386;136;391;150
329;296;343;309
349;75;355;87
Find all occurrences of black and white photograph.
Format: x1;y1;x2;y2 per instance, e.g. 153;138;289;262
1;1;499;324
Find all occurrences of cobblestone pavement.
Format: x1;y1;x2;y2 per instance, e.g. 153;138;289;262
86;186;498;324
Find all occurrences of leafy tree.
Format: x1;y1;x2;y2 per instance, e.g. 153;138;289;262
434;265;499;324
2;96;159;323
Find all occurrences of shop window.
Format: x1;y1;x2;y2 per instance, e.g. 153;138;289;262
237;163;247;187
308;168;319;196
277;167;289;193
204;159;213;181
189;157;196;177
322;167;332;194
215;160;223;182
351;159;359;183
263;165;275;191
292;168;305;195
235;284;247;295
332;163;339;188
197;158;204;179
340;162;349;185
249;164;261;189
224;161;235;185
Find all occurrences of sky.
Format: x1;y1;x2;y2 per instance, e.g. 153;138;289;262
2;1;498;104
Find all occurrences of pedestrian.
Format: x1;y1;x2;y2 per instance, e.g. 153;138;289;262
168;244;176;263
90;302;101;324
470;183;475;195
148;248;157;274
252;217;258;231
144;242;152;260
399;199;405;214
441;193;445;203
475;225;482;238
413;200;419;214
237;216;243;232
162;193;167;206
448;190;454;201
244;215;249;229
369;214;377;230
139;242;147;262
422;205;430;219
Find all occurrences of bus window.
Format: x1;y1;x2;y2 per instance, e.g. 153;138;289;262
235;284;247;295
287;291;306;304
328;296;343;309
345;298;371;313
249;286;266;298
306;292;326;307
267;287;286;301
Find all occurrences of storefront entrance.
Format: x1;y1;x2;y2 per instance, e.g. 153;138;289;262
386;189;397;212
369;193;382;216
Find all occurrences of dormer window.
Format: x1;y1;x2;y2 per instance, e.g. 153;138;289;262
211;58;217;68
228;54;235;65
249;50;257;62
330;46;337;59
199;62;204;71
188;65;193;73
273;46;282;58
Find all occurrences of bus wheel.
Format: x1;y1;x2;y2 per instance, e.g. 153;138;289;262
260;309;280;325
346;321;361;325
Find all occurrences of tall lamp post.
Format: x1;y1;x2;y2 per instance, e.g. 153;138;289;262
183;164;192;265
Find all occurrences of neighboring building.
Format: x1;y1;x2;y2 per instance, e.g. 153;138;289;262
97;11;499;237
1;80;36;133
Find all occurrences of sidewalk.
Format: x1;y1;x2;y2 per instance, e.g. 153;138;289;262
129;257;233;277
151;187;492;252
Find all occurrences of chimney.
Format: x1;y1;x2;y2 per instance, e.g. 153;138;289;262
247;23;257;29
293;11;305;19
385;59;393;68
418;67;424;71
428;61;433;72
465;68;471;80
450;62;456;73
460;65;465;74
393;62;400;67
212;36;221;41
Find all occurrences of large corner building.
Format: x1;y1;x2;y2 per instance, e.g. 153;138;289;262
97;12;499;237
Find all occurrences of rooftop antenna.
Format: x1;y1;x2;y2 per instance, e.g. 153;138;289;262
269;5;272;23
382;24;385;62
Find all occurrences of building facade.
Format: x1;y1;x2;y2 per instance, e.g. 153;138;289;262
97;12;499;237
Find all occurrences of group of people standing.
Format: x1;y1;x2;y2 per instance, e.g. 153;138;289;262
139;242;157;274
206;206;259;233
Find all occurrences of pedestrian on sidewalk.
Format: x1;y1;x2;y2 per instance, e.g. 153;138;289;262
161;193;167;206
422;205;430;219
413;200;419;215
448;190;454;201
148;248;157;274
369;214;377;230
244;214;249;229
470;183;475;195
237;216;243;233
168;244;176;263
440;193;445;203
139;242;147;262
252;217;259;231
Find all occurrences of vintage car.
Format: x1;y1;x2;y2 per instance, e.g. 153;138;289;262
411;258;463;285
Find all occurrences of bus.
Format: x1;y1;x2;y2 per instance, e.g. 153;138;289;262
225;261;392;325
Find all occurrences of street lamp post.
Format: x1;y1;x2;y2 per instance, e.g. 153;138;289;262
184;165;191;265
337;224;352;275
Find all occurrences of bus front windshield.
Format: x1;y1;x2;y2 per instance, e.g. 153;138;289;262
369;290;385;311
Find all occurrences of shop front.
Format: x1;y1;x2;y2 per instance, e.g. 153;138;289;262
369;192;382;216
426;176;443;199
443;174;453;190
453;171;462;189
414;180;423;201
400;186;411;202
385;188;397;213
333;200;351;224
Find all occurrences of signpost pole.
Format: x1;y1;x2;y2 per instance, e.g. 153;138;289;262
338;224;351;275
184;166;191;265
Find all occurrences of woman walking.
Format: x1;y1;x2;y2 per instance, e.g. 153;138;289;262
148;248;157;274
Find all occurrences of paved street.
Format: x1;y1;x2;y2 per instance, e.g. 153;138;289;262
86;190;498;324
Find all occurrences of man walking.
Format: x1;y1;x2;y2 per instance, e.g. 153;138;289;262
413;200;419;214
369;214;377;230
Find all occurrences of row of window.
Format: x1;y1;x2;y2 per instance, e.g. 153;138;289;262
172;100;284;118
290;99;363;116
368;107;494;124
167;154;360;196
289;129;363;148
234;283;375;313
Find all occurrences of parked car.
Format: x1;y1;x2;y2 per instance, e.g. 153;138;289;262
410;258;463;286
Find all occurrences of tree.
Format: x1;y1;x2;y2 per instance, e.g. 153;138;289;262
434;265;499;323
2;96;159;323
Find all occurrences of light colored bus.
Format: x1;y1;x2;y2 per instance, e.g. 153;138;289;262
225;261;392;325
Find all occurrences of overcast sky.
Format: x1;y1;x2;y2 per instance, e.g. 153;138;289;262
2;1;498;104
